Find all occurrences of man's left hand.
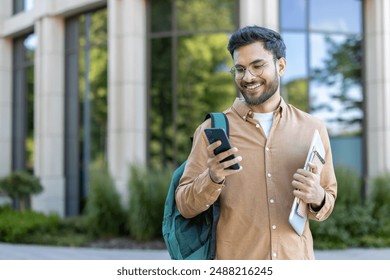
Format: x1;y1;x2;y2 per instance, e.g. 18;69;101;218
291;162;325;208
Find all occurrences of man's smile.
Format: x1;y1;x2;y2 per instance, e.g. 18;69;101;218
244;82;264;90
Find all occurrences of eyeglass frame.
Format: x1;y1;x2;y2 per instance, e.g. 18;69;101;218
230;58;277;80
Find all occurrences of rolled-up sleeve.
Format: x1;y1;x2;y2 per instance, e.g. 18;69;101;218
175;122;225;218
308;125;337;221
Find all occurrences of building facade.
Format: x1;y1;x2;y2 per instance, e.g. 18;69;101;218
0;0;389;216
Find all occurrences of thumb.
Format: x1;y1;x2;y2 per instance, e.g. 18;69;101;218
308;162;319;174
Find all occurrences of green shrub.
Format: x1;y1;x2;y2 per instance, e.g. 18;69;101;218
127;165;172;241
0;204;60;243
334;165;363;206
0;171;43;211
84;164;127;237
367;173;390;237
311;165;374;249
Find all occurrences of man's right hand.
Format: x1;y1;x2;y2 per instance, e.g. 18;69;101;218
207;140;242;183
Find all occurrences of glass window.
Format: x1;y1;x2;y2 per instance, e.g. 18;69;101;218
149;0;238;168
13;0;34;14
150;38;173;168
280;0;306;30
65;8;108;215
176;0;237;32
310;33;363;136
281;32;309;111
150;0;172;33
280;0;363;177
309;0;362;33
12;33;36;173
176;34;236;163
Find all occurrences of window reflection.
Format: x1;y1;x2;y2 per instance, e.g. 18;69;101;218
176;34;236;163
281;32;308;112
12;33;36;173
150;38;173;168
310;34;363;136
280;0;306;30
176;0;237;32
150;0;172;33
280;0;363;176
13;0;34;14
310;0;361;33
149;0;237;167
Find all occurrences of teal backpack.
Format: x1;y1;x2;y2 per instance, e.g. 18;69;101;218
162;113;229;260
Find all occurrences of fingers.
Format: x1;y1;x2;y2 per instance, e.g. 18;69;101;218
292;172;315;188
207;142;242;183
207;140;222;157
308;162;319;174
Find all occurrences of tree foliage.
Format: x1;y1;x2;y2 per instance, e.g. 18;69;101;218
149;0;238;168
0;171;43;211
312;35;363;130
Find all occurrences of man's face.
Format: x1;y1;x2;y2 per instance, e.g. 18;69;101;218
232;42;285;106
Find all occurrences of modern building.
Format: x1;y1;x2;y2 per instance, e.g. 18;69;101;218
0;0;389;216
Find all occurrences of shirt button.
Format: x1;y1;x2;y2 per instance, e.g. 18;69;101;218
266;147;270;151
273;252;277;257
272;225;277;230
256;124;260;128
267;173;272;178
270;199;275;204
217;188;222;192
206;204;210;208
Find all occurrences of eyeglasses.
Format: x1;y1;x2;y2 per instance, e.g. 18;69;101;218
230;62;269;80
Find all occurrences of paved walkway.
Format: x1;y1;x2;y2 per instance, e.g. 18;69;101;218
0;242;389;260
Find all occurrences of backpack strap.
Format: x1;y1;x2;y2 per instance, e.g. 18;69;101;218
205;112;229;137
204;112;228;259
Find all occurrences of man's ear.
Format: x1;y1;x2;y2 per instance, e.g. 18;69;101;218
277;57;287;77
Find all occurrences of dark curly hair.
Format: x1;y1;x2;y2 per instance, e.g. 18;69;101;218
227;26;286;59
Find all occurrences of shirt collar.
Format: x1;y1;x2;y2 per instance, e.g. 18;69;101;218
232;96;287;120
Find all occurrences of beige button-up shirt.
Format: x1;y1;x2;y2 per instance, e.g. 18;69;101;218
176;97;337;260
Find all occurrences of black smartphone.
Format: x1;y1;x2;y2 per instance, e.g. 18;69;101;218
204;128;240;170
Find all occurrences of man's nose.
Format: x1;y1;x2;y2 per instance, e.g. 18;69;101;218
242;68;255;81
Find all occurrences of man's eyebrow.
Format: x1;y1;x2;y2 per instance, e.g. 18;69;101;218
234;59;266;67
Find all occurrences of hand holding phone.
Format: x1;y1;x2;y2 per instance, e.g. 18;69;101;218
204;128;240;170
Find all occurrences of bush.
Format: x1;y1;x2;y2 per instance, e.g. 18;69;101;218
127;165;172;241
0;171;43;211
0;204;92;246
0;204;59;243
84;164;127;238
311;166;374;249
367;173;390;237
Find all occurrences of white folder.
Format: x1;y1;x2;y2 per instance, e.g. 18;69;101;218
288;129;325;236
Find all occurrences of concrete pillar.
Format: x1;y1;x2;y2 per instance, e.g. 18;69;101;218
364;0;390;178
0;0;12;205
107;0;147;204
239;0;279;31
0;1;12;178
32;15;66;216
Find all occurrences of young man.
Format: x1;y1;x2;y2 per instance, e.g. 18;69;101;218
175;26;337;260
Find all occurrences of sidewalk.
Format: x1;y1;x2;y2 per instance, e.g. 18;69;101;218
0;242;389;260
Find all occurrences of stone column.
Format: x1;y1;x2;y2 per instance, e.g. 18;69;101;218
0;0;12;206
32;15;66;216
107;0;147;204
364;0;390;178
239;0;279;31
0;1;12;177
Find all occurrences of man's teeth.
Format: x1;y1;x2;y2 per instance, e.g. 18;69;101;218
246;84;261;89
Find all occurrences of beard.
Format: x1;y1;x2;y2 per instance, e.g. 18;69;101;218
241;69;280;106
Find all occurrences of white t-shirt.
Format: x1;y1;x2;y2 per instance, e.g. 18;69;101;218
253;112;274;138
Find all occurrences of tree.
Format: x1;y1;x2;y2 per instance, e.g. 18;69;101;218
0;171;43;211
312;35;363;134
